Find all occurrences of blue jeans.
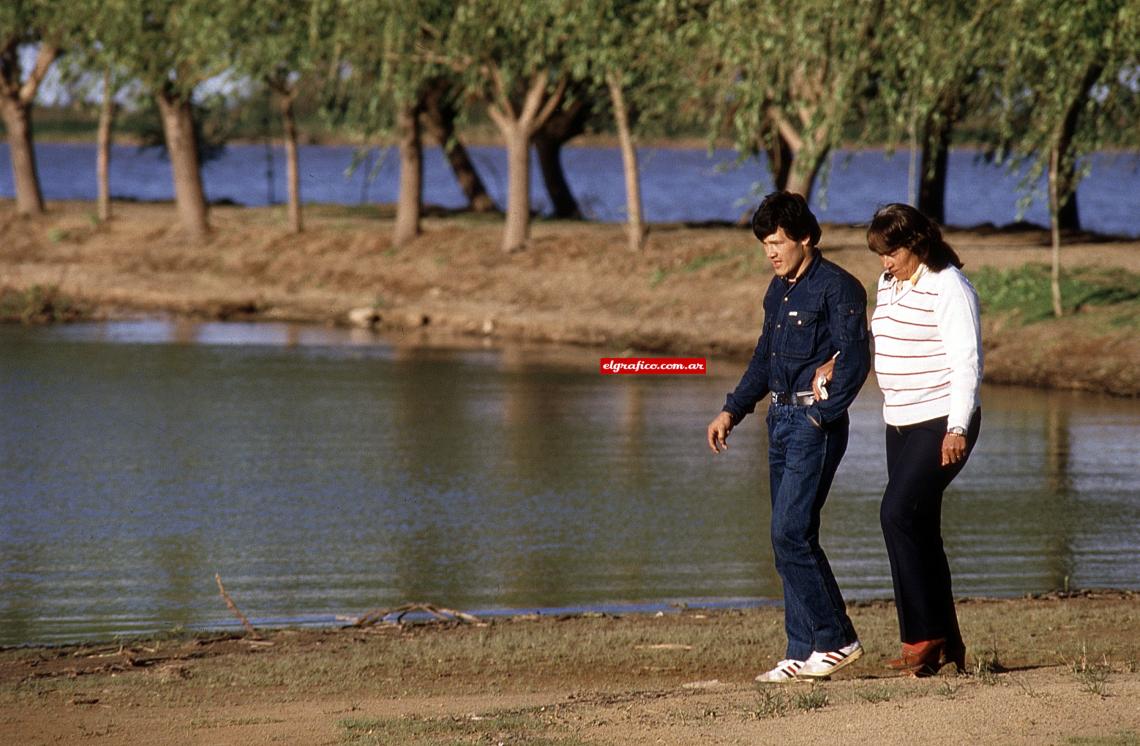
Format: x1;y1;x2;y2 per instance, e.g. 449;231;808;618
767;403;857;660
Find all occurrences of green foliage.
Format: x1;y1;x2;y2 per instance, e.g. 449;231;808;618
87;0;234;99
972;265;1140;323
993;0;1140;206
0;284;83;323
706;0;884;194
870;1;1001;156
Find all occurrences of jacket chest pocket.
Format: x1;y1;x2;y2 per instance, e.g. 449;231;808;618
781;310;820;359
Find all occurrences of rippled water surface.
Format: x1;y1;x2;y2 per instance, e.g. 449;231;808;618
1;322;1138;645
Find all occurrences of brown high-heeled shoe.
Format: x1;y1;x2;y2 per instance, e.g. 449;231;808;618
941;640;967;672
887;639;946;676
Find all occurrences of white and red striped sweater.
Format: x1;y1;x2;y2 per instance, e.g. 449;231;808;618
871;264;983;428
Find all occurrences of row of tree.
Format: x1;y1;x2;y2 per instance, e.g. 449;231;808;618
2;1;1137;266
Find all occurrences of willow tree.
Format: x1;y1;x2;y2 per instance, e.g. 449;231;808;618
227;0;336;234
328;0;457;247
872;0;1000;223
0;1;64;215
996;0;1138;317
708;0;883;201
445;0;575;252
90;0;230;240
567;0;701;250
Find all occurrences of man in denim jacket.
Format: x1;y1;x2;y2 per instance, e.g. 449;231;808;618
706;191;870;682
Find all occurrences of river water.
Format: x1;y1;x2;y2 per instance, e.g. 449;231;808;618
1;322;1137;646
1;142;1138;236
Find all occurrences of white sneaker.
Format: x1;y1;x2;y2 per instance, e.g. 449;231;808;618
797;640;863;678
754;659;805;683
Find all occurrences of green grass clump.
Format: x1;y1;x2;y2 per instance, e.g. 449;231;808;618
1066;732;1140;746
339;712;582;745
970;264;1140;324
0;285;84;324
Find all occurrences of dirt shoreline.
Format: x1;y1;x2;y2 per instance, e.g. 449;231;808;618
1;201;1138;395
2;592;1138;745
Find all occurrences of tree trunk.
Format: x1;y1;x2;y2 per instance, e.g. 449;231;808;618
279;91;303;233
96;69;115;222
917;114;952;224
501;123;531;253
0;97;45;215
1058;192;1079;233
155;92;210;240
0;41;57;216
784;145;829;203
486;69;567;253
607;73;646;251
393;101;423;247
764;128;793;192
533;135;580;219
421;80;496;213
533;95;589;220
1048;144;1063;318
1052;63;1103;234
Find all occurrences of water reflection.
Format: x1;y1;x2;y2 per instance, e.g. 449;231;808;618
1;322;1138;645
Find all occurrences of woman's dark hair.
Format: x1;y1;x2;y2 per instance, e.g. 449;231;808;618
752;191;822;246
866;203;963;271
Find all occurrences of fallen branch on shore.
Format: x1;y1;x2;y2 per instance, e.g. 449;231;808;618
215;574;264;640
351;602;483;628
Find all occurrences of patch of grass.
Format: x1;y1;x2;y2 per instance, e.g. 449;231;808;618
1066;642;1116;697
1072;658;1112;697
0;285;84;324
936;681;960;699
748;689;790;719
682;252;733;273
970;264;1140;324
338;711;582;745
190;716;285;729
855;684;894;704
1066;732;1140;746
648;267;667;288
972;645;1006;685
793;687;828;711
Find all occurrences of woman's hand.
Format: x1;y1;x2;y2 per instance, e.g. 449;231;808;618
812;357;836;400
941;433;967;467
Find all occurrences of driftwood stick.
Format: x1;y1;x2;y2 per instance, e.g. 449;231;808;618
351;602;482;628
215;574;262;640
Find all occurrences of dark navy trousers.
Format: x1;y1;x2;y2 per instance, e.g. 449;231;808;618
881;410;982;643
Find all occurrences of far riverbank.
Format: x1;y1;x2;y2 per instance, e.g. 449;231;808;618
2;201;1137;395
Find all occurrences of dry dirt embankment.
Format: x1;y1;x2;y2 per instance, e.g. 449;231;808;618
2;201;1137;394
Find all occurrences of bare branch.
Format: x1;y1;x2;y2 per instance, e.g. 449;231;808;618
490;62;518;121
529;74;568;134
18;44;59;105
767;105;804;152
215;574;263;640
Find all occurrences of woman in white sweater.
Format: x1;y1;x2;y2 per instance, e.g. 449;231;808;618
864;203;983;676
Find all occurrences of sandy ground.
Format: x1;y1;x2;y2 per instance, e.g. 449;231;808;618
1;200;1138;394
1;593;1138;745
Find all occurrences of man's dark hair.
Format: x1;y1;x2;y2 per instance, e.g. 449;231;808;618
751;191;822;246
867;203;963;271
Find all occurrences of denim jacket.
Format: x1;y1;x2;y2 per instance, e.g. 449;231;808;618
723;251;870;426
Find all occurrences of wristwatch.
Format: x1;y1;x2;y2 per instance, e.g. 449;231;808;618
947;426;967;436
